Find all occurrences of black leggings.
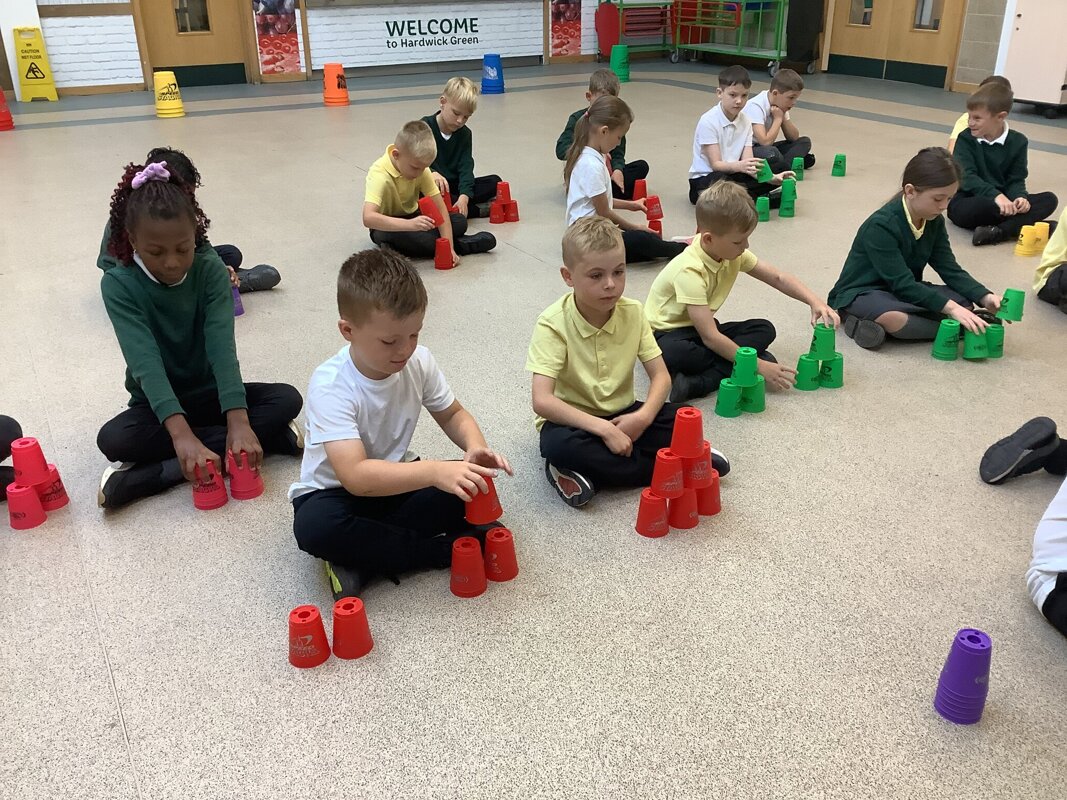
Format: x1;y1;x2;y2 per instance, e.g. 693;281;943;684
947;191;1058;238
622;230;685;264
689;171;774;205
611;160;650;201
654;320;776;397
369;212;468;259
213;244;242;269
1038;264;1067;312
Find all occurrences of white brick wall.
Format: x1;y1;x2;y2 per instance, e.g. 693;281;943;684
307;2;543;70
41;15;142;87
581;0;598;56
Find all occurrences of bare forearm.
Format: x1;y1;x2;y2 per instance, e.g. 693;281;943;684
341;458;439;497
440;408;487;452
782;120;800;141
773;272;822;307
643;369;671;415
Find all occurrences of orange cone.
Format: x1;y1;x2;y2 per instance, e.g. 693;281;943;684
0;92;14;132
323;63;349;107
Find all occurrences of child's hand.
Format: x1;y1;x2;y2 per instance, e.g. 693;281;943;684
464;447;514;476
994;194;1016;216
227;266;240;288
450;246;462;268
434;460;495;501
226;422;263;472
771;170;796;185
980;293;1003;315
630;197;647;214
948;304;988;334
611;169;625;191
431;171;449;194
740;157;763;177
173;433;221;483
810;304;841;328
758;359;797;391
454;195;470;217
599;420;633;457
411;215;437;231
612;411;650;443
770;105;785;122
1014;196;1031;214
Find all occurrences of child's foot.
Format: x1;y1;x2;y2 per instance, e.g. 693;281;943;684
803;154;816;169
843;315;886;350
980;417;1060;485
972;225;1005;246
710;448;730;478
325;560;371;601
236;264;281;292
98;460;183;508
455;232;496;255
669;373;707;403
544;461;595;507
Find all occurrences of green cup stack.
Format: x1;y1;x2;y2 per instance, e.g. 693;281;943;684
755;195;770;222
715;378;742;418
791;156;804;181
931;319;960;361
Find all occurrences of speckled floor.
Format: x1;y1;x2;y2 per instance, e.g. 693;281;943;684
1;63;1066;800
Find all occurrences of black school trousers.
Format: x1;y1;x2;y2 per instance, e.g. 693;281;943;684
369;212;468;259
947;191;1058;238
689;172;774;205
611;160;650;201
623;230;686;264
654;320;777;397
1038;264;1067;313
292;485;481;577
97;383;303;464
540;400;682;489
465;174;503;214
753;137;813;173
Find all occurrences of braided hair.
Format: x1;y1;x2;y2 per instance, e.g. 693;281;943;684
106;162;210;264
145;146;202;188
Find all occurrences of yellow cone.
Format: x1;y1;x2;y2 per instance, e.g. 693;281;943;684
154;71;185;119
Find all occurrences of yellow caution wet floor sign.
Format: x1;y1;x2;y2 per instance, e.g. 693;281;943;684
15;27;58;102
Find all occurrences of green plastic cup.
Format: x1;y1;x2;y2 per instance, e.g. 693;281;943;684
731;347;759;388
756;159;773;183
609;45;630;83
795;354;820;391
809;323;836;360
985;323;1004;358
779;199;795;219
755;195;770;222
997;288;1025;322
740;375;766;413
962;328;988;360
831;153;846;177
931;319;960;361
715;378;742;418
819;352;844;388
791;156;804;181
780;178;797;202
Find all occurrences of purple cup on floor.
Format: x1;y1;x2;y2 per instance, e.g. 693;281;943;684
933;628;992;725
232;285;245;317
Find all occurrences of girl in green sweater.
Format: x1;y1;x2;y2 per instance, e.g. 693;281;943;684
829;147;1002;350
97;162;303;508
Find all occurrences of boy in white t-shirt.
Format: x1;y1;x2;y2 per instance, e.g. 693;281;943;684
743;68;814;173
688;65;793;205
289;249;512;600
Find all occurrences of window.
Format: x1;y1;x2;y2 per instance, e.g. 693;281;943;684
849;0;874;26
913;0;943;31
175;0;210;34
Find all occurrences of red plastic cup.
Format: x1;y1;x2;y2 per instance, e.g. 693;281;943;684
442;189;456;213
434;237;454;270
192;461;228;511
288;605;331;668
7;482;47;530
496;181;512;204
484;526;519;581
227;450;264;501
650;448;684;500
489;201;506;224
332;597;374;659
417;195;445;227
632;178;647;201
465;475;502;525
635;488;669;538
505;200;520;222
696;470;721;516
668;488;699;529
644;195;663;220
670;406;704;459
682;441;713;489
35;464;69;512
11;437;49;487
648;219;662;237
450;536;487;598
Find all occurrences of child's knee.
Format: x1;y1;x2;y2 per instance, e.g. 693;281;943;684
0;415;22;448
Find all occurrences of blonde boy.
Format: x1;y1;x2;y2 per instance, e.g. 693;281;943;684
743;68;814;172
362;120;495;267
421;77;504;219
527;217;729;507
645;181;838;403
555;68;649;200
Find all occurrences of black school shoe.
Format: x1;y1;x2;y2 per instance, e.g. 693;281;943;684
980;417;1060;485
455;232;496;255
98;460;183;508
545;461;595;507
972;225;1005;246
236;264;281;292
843;315;886;350
325;561;372;601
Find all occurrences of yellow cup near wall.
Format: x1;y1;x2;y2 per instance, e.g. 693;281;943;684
153;71;185;119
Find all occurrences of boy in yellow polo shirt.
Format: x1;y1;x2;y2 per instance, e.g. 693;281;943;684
362;120;495;267
526;217;730;507
1035;208;1067;314
646;181;838;403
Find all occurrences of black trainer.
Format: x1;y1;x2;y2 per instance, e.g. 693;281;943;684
455;232;496;255
235;264;281;292
325;561;371;601
803;153;816;169
980;417;1060;485
843;315;886;350
98;462;180;508
545;461;595;507
710;448;731;478
670;373;704;403
972;225;1005;246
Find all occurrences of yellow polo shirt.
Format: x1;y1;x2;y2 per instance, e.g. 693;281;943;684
644;239;759;331
526;294;661;430
1035;207;1067;291
949;112;968;145
364;146;439;217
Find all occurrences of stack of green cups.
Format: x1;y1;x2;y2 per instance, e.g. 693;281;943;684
755;195;770;222
718;347;761;417
962;328;988;360
740;375;766;412
819;353;844;388
809;322;835;360
715;378;742;418
986;323;1004;358
778;178;796;218
931;318;960;361
756;159;773;183
795;354;820;390
791;156;804;181
997;288;1025;322
609;45;630;83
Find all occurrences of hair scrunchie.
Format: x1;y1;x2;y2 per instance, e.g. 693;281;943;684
132;161;171;189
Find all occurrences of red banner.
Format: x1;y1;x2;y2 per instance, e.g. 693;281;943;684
550;0;582;58
252;1;303;75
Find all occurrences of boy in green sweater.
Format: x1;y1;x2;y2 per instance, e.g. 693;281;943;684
555;68;648;201
96;161;303;508
947;82;1059;246
421;77;502;219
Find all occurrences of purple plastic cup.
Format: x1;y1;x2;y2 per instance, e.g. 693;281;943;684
232;285;245;317
933;628;991;725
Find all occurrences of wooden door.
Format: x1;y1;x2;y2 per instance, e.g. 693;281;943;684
829;0;891;73
138;0;250;85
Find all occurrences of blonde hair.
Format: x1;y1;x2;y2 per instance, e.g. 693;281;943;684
394;120;437;163
695;181;757;235
588;68;620;97
337;249;428;325
562;216;624;267
563;95;633;188
442;76;479;113
770;68;804;93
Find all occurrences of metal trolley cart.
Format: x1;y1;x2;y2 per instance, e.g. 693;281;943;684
595;0;675;61
672;0;807;77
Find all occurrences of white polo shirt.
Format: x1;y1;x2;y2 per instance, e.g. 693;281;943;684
690;103;752;178
743;90;790;142
566;146;613;225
